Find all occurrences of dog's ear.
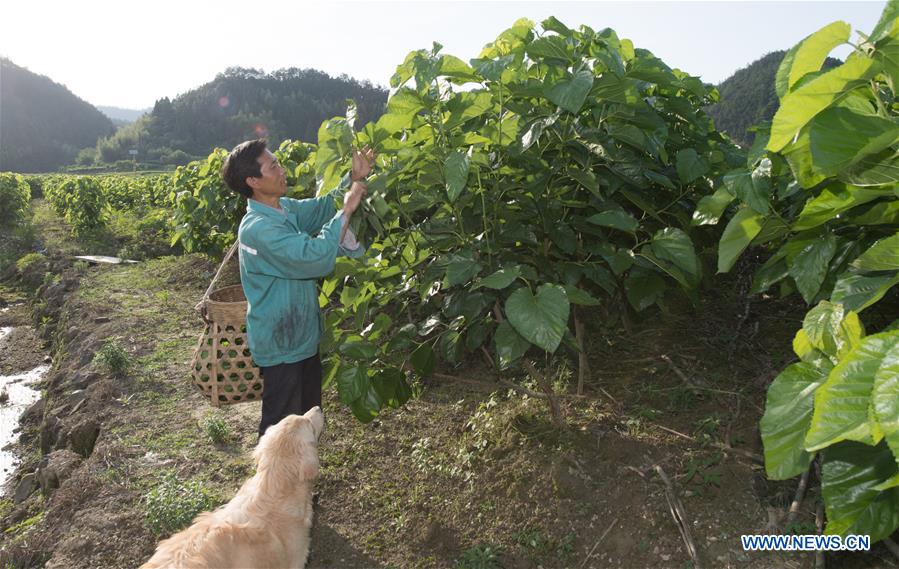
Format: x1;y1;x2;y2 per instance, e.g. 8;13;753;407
297;417;320;480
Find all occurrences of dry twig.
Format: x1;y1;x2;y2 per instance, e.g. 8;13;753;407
650;423;764;464
579;516;620;569
654;464;704;569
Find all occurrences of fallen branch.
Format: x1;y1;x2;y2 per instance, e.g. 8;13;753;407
651;423;764;464
654;464;703;569
579;516;620;569
661;354;698;389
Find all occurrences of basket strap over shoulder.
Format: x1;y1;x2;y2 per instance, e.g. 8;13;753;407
195;240;240;322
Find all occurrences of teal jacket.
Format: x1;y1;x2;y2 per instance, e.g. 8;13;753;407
237;180;363;367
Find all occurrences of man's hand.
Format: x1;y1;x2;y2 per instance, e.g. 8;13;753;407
351;146;375;182
344;181;368;216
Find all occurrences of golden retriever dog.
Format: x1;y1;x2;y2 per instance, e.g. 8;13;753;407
140;406;324;569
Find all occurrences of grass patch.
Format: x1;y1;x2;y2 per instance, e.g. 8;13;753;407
142;472;219;537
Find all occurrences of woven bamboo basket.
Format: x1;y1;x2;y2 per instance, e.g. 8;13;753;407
190;242;264;406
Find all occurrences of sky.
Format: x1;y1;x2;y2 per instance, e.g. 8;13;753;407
0;0;887;110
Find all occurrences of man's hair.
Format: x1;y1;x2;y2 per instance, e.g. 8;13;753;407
221;139;267;198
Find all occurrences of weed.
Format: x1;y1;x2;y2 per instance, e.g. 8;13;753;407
15;252;45;274
785;520;817;535
142;472;218;537
93;337;132;376
455;544;502;569
514;526;553;556
202;414;232;445
556;532;576;560
683;454;723;493
4;512;44;536
694;415;722;445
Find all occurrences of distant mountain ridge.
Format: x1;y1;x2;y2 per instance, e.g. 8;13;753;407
0;58;115;172
97;67;389;164
97;106;150;124
707;50;842;146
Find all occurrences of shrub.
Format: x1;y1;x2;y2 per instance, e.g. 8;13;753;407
0;172;31;228
142;472;218;536
93;337;132;376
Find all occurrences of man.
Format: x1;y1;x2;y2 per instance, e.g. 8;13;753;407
221;139;372;437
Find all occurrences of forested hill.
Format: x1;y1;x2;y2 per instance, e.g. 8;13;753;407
97;67;388;164
707;50;841;147
0;58;116;172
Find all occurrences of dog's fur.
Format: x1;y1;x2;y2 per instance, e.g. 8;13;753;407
140;407;324;569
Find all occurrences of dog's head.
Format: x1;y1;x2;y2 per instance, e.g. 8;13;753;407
254;407;324;487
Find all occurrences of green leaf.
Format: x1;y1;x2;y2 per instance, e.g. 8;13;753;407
761;362;829;480
839;148;899;186
724;170;769;215
526;36;572;62
775;21;851;99
870;332;899;466
821;441;899;540
445;253;482;287
675;149;708;184
591;73;640;104
794;184;888;231
505;284;570;353
692;186;735;226
869;0;899;42
789;231;838;303
750;251;790;294
717;207;765;273
337;365;367;405
586;210;638;233
793;329;833;368
809;107;899;177
805;331;899;452
478;265;521;290
767;57;879;152
377;88;424;133
649;228;701;290
544;70;594;114
625;266;666;311
831;270;899;312
339;340;379;360
494;320;530;370
848;200;899;225
437;55;480;82
410;343;436;376
802;300;864;359
563;285;601;306
445;151;471;203
852;233;899;271
470;54;516;82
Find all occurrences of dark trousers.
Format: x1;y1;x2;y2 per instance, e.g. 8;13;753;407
258;353;322;439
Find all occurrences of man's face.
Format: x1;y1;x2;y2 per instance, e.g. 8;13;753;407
248;149;287;199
